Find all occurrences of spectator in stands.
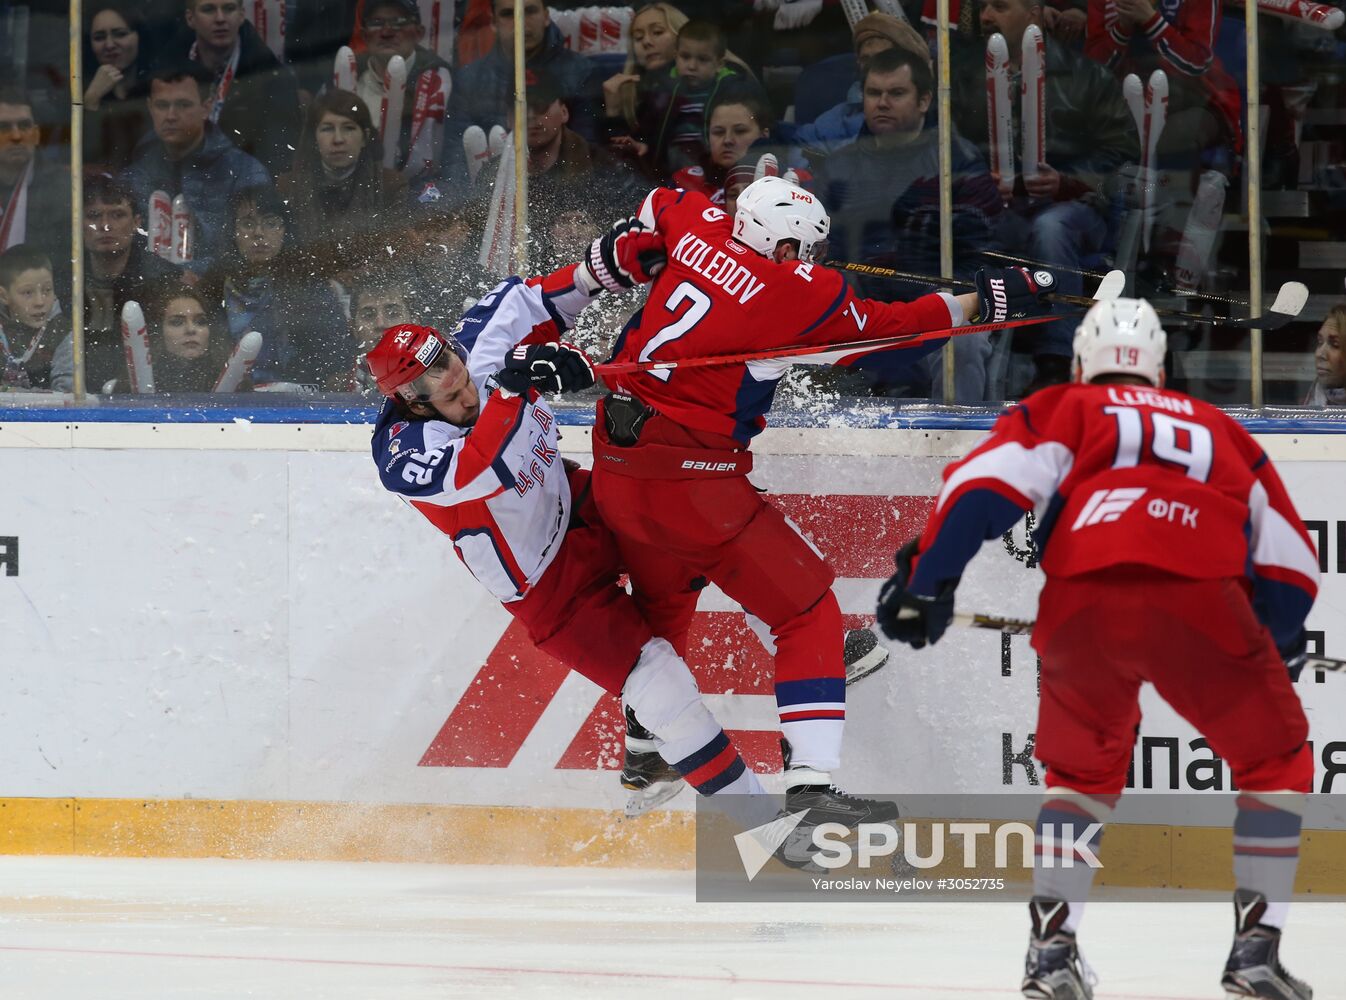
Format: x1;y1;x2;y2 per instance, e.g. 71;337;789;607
340;269;414;393
1307;303;1346;407
645;19;739;177
278;88;409;286
353;0;453;178
143;280;251;394
1043;1;1086;45
673;90;774;205
121;63;272;275
84;2;152;171
779;11;931;159
1084;0;1239;166
446;0;600;179
0;89;72;277
165;0;302;176
403;201;491;325
951;0;1137;392
199;185;351;388
82;174;183;392
817;46;1002;400
0;244;73;392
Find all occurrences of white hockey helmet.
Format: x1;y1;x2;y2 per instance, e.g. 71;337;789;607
1072;298;1167;386
732;175;830;262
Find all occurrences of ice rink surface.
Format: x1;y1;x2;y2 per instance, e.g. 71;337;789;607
0;856;1342;999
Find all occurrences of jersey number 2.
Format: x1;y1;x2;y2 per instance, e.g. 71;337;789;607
639;281;711;382
1105;406;1213;482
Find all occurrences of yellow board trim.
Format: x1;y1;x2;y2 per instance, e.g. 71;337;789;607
0;799;1343;893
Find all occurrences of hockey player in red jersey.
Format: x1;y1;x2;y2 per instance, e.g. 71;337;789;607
877;298;1319;1000
590;175;1056;828
364;226;779;823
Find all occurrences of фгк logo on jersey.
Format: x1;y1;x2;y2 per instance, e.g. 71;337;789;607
1072;487;1147;530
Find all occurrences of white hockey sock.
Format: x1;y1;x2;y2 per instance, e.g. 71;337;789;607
1233;791;1305;929
1032;788;1115;935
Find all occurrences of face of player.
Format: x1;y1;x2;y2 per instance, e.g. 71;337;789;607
315;112;366;171
979;0;1037;53
85;197;139;255
630;8;677;72
234;201;287;266
0;102;38;180
161;295;211;360
362;3;424;61
90;9;139;70
352;291;411;353
708;103;764;169
494;0;549;56
676;38;722;90
1316;317;1346;389
863;65;930;137
524;98;568;153
186;0;244;53
407;352;480;426
148;78;208;154
0;267;55;328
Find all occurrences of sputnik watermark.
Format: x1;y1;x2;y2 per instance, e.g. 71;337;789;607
733;814;1104;881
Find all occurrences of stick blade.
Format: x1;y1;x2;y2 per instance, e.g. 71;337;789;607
1093;269;1125;301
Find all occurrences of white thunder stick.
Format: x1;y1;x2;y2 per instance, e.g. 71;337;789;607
171;195;192;264
986;33;1014;202
120;300;155;394
333;45;357;90
405;68;451;177
381;55;408;169
1020;24;1045;186
1142;69;1169;254
214;330;263;392
148;190;173;260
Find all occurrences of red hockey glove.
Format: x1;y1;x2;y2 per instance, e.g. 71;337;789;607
495;342;595;396
973;266;1056;323
582;217;666;294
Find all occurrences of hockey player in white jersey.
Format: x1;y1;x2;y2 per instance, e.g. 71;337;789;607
366;224;774;814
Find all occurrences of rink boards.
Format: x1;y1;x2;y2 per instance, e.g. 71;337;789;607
1;417;1344;880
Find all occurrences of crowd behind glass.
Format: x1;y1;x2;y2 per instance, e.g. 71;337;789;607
0;0;1342;407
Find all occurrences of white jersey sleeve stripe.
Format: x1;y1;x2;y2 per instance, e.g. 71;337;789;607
1247;480;1321;586
936;440;1075;518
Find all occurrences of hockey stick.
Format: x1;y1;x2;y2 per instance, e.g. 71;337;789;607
594;310;1084;377
953;612;1346;673
972;250;1310;330
828;259;1125;307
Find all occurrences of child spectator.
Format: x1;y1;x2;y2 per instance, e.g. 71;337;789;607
120;63;272;275
199;186;351;389
83;2;151;170
659;20;735;174
82;174;183;392
143;280;250;394
165;0;303;176
353;0;453;178
277;88;408;286
1307;304;1346;407
0;245;73;392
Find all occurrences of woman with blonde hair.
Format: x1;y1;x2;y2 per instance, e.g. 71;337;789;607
1306;304;1346;407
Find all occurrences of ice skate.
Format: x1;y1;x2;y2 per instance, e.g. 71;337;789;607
843;626;890;686
1221;889;1312;999
620;707;684;818
1021;896;1096;999
781;738;899;827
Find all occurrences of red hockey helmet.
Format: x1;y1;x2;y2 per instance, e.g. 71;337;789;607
366;323;469;402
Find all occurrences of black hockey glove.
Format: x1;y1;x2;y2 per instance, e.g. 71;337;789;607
495;342;596;396
1281;628;1309;682
583;217;666;294
973;266;1056;324
875;539;957;649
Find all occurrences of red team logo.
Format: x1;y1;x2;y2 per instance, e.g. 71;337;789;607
420;493;935;772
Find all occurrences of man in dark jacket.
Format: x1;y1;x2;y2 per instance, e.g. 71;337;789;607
159;0;302;175
443;0;599;181
951;0;1137;390
120;63;272;275
354;0;454;178
816;47;1003;400
0;88;72;291
81;174;183;392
